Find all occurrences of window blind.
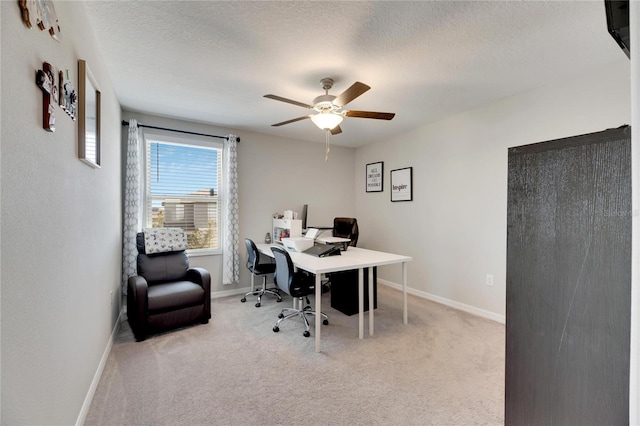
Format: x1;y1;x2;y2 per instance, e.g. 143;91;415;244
146;140;222;250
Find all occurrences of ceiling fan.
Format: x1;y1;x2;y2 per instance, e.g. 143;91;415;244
264;78;395;135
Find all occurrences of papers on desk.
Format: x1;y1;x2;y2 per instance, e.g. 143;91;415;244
304;228;320;239
281;228;321;252
282;237;314;252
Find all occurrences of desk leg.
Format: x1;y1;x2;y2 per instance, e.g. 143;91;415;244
358;268;364;339
369;266;374;336
315;272;322;353
403;262;408;324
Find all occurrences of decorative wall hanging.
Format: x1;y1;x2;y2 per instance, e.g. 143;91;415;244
19;0;61;41
59;70;77;120
78;60;101;168
35;61;57;132
391;167;413;202
366;161;384;192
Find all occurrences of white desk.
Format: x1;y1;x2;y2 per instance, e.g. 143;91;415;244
257;243;412;352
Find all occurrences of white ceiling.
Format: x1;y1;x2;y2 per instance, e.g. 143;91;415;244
83;0;625;148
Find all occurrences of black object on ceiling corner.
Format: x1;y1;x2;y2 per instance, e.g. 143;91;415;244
605;0;630;59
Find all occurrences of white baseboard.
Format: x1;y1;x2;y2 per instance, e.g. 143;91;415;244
214;282;506;324
377;279;506;324
75;308;124;425
211;286;253;299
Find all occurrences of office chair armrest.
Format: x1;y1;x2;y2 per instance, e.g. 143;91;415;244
127;275;149;341
188;267;211;317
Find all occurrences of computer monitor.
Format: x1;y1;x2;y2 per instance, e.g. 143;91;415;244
301;204;308;230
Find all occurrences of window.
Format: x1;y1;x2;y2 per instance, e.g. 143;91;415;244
144;134;222;253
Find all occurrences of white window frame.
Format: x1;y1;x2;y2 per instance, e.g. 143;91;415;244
142;131;223;256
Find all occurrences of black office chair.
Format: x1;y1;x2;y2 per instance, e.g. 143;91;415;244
322;217;360;293
270;246;328;337
241;238;282;307
333;217;358;247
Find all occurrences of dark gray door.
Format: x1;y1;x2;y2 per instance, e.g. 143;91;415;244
506;126;631;425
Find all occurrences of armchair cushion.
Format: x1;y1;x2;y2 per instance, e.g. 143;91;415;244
148;281;205;312
137;251;189;284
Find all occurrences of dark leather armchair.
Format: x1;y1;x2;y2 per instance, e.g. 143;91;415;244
127;230;211;341
333;217;358;247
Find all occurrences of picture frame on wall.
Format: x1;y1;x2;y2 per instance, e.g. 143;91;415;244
78;59;101;168
366;161;384;192
391;167;413;202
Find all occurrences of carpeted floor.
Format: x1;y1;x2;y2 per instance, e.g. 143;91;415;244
85;285;505;425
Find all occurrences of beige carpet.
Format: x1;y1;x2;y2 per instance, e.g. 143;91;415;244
85;285;505;425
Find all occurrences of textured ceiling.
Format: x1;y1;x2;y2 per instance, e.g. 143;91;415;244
83;1;624;148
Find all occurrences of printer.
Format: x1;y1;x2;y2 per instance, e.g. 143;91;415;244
281;228;320;252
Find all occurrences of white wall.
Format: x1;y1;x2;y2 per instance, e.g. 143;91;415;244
1;2;122;424
122;111;356;294
355;58;630;321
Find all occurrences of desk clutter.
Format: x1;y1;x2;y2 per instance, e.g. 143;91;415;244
272;217;302;243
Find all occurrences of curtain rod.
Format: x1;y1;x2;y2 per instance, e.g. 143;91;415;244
121;120;240;142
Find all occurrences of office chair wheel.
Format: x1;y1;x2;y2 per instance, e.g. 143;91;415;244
303;330;310;337
323;319;329;325
240;297;246;303
273;326;280;333
255;302;261;308
277;298;283;302
278;313;284;319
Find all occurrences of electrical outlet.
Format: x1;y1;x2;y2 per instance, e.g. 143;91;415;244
485;274;494;287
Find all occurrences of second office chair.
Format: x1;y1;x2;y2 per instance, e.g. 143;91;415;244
271;245;328;337
241;238;282;307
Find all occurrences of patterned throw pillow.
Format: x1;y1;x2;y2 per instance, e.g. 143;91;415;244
143;227;188;254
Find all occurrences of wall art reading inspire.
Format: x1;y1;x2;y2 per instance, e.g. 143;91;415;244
391;167;413;202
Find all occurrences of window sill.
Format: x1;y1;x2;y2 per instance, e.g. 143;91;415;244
187;249;221;257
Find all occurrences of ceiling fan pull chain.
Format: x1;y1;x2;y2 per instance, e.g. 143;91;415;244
325;130;330;161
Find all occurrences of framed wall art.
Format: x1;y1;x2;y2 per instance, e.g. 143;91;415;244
390;167;413;202
78;59;101;168
366;161;384;192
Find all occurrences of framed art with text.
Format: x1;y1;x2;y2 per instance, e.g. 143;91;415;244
391;167;413;202
366;161;384;192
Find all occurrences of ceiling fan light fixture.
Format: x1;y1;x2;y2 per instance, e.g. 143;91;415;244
310;112;343;130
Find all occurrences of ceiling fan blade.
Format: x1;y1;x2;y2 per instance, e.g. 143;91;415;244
330;125;343;135
333;82;371;107
264;94;313;109
345;110;395;120
271;116;311;127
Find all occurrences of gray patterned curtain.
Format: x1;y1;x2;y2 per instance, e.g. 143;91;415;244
222;134;240;284
122;120;141;294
